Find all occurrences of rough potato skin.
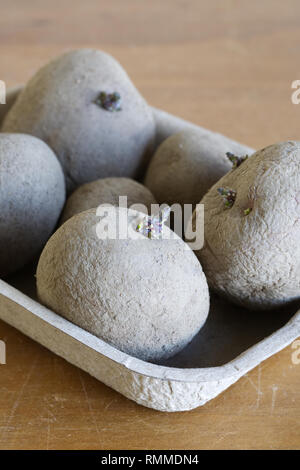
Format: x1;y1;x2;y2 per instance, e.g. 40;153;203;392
60;177;157;224
2;49;156;192
37;207;209;362
195;141;300;310
0;133;65;277
144;129;251;208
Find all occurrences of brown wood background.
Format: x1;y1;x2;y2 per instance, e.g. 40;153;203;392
0;0;300;450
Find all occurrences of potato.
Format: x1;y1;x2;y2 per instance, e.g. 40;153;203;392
37;207;209;361
0;133;65;277
60;177;156;224
2;49;156;192
194;141;300;310
144;129;254;208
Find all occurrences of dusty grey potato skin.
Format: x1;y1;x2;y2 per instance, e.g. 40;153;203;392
145;129;245;208
37;207;209;362
2;49;156;192
0;133;65;277
60;177;157;224
195;141;300;310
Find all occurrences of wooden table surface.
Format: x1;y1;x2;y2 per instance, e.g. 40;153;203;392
0;0;300;450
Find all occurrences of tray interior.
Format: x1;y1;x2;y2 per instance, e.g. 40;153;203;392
6;262;298;369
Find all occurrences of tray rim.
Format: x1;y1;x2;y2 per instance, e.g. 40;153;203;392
1;277;299;384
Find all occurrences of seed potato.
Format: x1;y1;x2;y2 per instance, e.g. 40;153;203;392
2;49;156;192
195;141;300;310
0;133;65;277
60;177;156;224
37;207;209;361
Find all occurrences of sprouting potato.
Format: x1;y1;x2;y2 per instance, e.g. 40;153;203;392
194;141;300;310
2;49;156;193
37;207;209;362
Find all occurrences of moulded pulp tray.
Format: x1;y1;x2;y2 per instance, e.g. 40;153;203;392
0;88;299;412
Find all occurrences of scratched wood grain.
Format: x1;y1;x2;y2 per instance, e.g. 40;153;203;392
0;0;299;450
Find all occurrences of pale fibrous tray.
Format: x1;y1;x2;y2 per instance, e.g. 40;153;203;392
0;88;299;412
